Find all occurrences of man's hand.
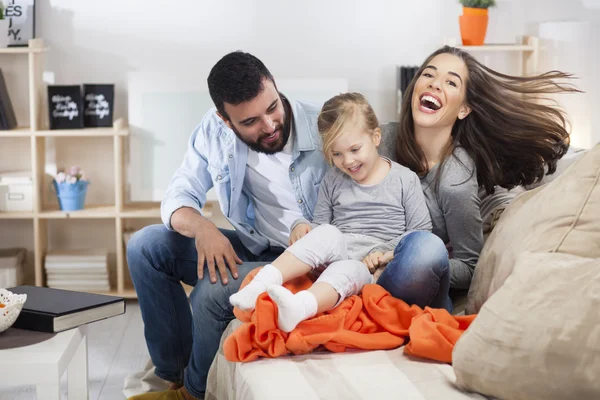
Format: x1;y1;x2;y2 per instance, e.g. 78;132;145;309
362;251;394;273
195;224;243;284
171;207;243;285
289;223;312;246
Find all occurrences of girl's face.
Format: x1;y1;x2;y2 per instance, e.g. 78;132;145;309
411;53;471;129
330;120;381;184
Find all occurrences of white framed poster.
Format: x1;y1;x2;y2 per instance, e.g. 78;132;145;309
4;0;35;47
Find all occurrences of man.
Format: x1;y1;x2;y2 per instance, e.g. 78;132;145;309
127;51;329;400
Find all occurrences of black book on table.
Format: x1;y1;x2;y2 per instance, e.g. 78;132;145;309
7;285;126;333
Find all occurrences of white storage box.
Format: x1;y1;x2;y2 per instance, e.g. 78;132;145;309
0;171;33;212
0;248;26;288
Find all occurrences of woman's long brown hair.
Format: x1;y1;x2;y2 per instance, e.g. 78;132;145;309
396;46;581;195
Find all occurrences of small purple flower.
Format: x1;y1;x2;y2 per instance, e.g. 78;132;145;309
69;165;80;176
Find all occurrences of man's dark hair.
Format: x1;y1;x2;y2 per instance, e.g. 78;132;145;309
207;51;275;120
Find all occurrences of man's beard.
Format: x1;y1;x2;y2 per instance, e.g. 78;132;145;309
232;106;291;154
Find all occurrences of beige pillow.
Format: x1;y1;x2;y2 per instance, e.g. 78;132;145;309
453;251;600;400
467;144;600;314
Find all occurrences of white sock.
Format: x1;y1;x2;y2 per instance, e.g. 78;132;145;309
229;264;283;311
267;285;318;333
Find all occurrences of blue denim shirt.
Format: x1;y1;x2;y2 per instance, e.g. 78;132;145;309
161;96;330;255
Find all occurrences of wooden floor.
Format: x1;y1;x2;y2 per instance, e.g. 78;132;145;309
0;300;149;400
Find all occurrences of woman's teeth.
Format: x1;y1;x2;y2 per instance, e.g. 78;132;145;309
421;95;442;111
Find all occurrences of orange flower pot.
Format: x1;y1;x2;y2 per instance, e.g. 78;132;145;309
463;7;488;17
459;7;489;46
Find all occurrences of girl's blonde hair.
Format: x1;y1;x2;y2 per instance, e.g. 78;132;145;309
317;92;380;165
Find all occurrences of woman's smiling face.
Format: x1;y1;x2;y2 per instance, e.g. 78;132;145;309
411;53;471;129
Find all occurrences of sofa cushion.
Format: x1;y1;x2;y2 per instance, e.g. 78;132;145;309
378;121;398;161
466;144;600;314
453;251;600;400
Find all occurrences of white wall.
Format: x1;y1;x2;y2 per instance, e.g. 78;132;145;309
29;1;595;124
20;0;594;203
26;0;578;120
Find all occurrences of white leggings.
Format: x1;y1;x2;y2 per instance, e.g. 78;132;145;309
286;224;375;306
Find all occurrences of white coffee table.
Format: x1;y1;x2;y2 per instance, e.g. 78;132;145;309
0;324;88;399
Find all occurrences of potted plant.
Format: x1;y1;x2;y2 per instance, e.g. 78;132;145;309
0;2;9;49
52;166;90;211
459;0;496;46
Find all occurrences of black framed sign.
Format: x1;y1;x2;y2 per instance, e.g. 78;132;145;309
47;85;84;130
83;84;115;127
5;0;36;47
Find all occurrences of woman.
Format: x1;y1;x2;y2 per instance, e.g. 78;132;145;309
377;46;579;310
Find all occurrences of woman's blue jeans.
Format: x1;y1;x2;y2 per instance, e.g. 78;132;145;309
377;231;452;312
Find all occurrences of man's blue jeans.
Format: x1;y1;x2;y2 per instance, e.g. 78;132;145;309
127;224;284;398
377;231;453;312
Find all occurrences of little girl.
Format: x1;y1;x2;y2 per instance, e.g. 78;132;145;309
230;92;432;332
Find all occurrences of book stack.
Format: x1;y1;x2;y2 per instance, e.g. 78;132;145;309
0;69;17;130
44;249;110;292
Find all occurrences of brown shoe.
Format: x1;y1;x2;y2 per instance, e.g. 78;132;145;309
127;388;187;400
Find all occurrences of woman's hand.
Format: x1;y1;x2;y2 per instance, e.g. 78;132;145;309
289;223;312;246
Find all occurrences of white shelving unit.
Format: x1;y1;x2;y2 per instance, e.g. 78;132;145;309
0;39;211;298
444;35;540;76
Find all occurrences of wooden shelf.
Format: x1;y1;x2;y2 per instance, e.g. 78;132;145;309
0;204;213;220
0;210;34;219
39;205;117;219
34;125;129;137
0;45;48;54
0;127;33;137
454;44;535;52
121;203;161;218
0;122;129;137
441;36;541;78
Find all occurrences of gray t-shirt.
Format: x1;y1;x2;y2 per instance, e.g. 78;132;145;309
294;158;432;254
420;147;483;289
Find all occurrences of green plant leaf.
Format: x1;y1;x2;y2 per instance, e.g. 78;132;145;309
459;0;496;8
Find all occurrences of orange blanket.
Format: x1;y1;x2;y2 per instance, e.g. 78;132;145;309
224;268;476;363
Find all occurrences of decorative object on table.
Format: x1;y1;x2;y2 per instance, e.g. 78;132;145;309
0;288;27;333
83;84;115;128
7;285;125;333
4;0;36;47
0;170;33;211
458;0;496;46
47;85;84;130
51;165;89;211
0;248;26;289
0;2;8;48
0;69;18;130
